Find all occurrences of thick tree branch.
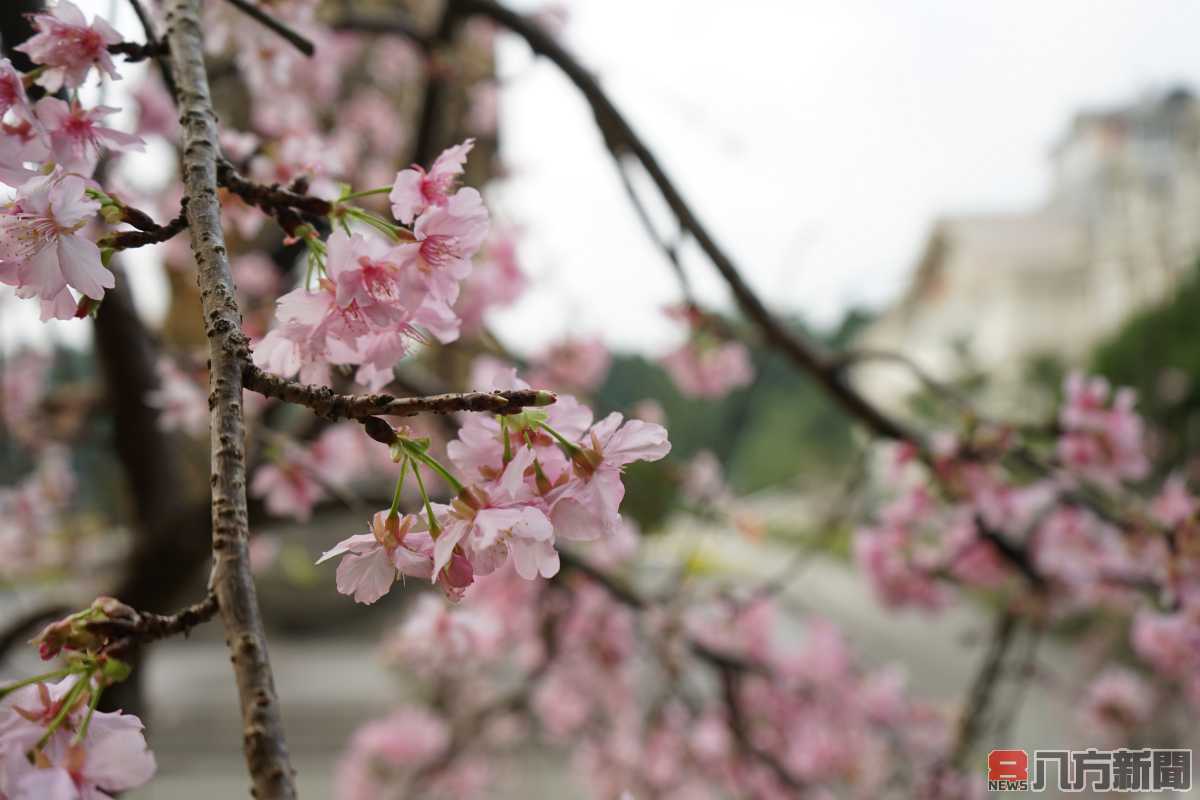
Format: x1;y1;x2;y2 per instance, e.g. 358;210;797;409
163;1;296;796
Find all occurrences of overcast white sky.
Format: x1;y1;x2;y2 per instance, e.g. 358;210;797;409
12;1;1200;356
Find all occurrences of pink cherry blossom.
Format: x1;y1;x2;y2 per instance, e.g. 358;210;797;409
389;139;474;224
1056;371;1149;485
528;336;611;395
380;594;501;674
1131;610;1198;679
252;282;364;387
855;526;944;609
0;172;111;320
1078;668;1154;741
35;98;145;175
660;339;754;399
326;230;430;328
250;443;326;522
131;76;179;140
0;59;35;124
0;116;52;189
250;426;372;522
145;357;208;437
455;227;527;333
1152;474;1196;527
0;676;155;799
317;510;469;604
432;481;559;582
254;228;468;391
16;1;123;92
681;450;731;507
548;411;671;541
393;187;489;303
335;708;449;800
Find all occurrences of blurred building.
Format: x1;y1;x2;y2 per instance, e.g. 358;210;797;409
857;87;1200;412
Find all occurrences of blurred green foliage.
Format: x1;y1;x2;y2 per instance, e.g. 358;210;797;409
1090;262;1200;476
593;314;860;509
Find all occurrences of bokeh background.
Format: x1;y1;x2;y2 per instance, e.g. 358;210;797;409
4;1;1200;797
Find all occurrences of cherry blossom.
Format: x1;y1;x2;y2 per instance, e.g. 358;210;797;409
0;59;35;124
380;593;501;674
335;708;449;800
1078;668;1155;741
320;509;476;604
16;1;123;92
0;114;54;189
35;99;145;175
528;336;611;395
660;339;754;399
389;138;474;224
392;187;489;305
546;411;672;541
455;228;527;334
1056;371;1149;485
254;220;477;391
0;172;111;321
0;676;155;799
145;358;208;437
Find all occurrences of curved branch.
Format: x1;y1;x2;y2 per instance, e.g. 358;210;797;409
163;1;296;796
439;0;915;443
219;0;315;56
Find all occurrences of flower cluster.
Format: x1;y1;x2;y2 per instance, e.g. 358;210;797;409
854;373;1170;616
853;371;1200;749
317;364;670;604
0;3;145;320
0;674;155;800
659;306;754;399
1057;372;1149;485
338;558;973;799
253;141;489;390
251;422;392;522
0;447;75;582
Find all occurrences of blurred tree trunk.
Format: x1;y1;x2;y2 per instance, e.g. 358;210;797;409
0;0;40;73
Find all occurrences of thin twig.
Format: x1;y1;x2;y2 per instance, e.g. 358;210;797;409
611;153;693;301
100;203;189;251
123;0;177;100
951;608;1019;766
332;12;431;52
217;161;332;236
88;593;219;655
163;0;296;796
220;0;315;56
